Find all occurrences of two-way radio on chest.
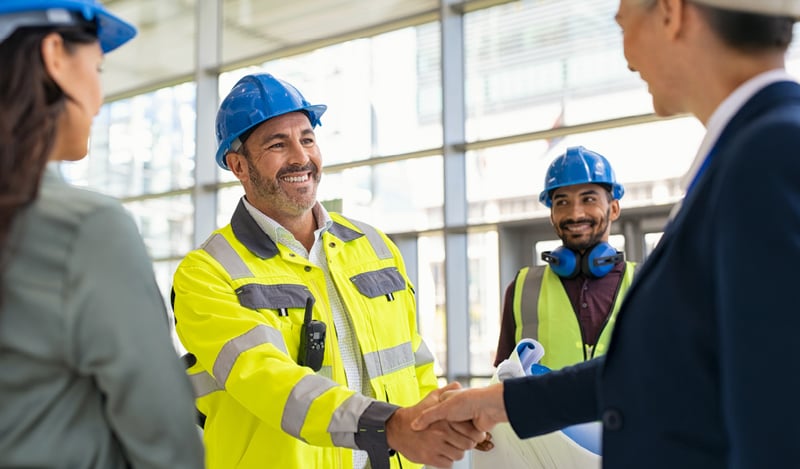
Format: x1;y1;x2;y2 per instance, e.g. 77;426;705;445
298;297;326;372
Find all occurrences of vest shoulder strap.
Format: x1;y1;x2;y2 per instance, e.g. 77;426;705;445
515;265;546;342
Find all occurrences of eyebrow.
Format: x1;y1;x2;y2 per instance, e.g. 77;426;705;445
553;189;601;200
259;128;315;145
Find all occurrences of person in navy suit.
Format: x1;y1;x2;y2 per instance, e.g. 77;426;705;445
412;1;800;467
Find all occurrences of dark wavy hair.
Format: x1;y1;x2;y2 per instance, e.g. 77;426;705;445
0;25;98;302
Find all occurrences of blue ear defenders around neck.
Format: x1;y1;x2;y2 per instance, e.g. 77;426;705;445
541;242;624;279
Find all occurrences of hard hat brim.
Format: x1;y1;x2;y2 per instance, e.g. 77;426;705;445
0;1;136;53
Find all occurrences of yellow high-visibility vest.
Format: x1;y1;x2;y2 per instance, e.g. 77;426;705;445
512;262;636;370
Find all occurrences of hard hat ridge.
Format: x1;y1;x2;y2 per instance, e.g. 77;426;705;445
539;146;624;208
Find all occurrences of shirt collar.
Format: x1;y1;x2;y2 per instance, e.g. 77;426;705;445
680;68;796;192
240;197;333;245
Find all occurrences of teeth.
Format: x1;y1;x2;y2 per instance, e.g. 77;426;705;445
282;175;309;183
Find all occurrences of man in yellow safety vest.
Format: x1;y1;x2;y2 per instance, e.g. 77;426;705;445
173;73;484;469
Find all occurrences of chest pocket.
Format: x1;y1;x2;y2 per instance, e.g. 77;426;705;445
350;267;406;298
236;284;311;322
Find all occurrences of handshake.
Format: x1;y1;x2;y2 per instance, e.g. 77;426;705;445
385;381;508;468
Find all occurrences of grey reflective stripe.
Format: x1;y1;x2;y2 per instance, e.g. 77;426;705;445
346;218;392;260
213;325;287;388
282;375;338;441
350;267;405;298
329;393;374;449
414;340;435;366
202;233;253;279
520;266;545;341
188;370;223;398
363;342;414;379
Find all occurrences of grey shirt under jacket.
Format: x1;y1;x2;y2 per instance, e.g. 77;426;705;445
0;166;204;468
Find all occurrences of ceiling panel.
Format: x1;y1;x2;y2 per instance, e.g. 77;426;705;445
99;0;437;98
221;0;436;64
102;0;196;97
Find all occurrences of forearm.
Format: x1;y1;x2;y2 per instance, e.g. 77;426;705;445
505;358;601;439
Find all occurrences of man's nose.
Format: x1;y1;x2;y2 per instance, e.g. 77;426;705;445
286;140;310;165
567;202;586;219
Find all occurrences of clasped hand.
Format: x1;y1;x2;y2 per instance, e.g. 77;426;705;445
410;382;508;439
385;382;490;468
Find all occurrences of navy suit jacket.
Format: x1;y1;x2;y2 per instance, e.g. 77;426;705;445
503;81;800;468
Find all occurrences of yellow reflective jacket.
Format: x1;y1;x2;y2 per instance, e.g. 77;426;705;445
173;201;437;469
512;262;636;370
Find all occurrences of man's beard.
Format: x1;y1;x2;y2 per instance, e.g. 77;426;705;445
559;208;610;253
247;160;321;216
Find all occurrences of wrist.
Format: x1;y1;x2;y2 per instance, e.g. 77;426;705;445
355;401;400;469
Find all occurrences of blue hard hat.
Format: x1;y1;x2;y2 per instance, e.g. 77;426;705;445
215;73;327;170
0;0;136;53
539;146;624;208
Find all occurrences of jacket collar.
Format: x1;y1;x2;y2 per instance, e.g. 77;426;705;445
231;199;280;259
230;199;364;259
328;220;363;242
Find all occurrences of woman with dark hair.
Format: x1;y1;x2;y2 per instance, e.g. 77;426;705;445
0;2;204;467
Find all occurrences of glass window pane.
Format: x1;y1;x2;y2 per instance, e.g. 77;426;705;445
217;185;244;229
468;230;500;376
416;233;446;376
218;21;441;178
65;83;197;198
464;0;649;142
218;156;444;233
466;117;704;224
320;157;444;233
154;259;185;354
123;195;194;260
644;232;664;259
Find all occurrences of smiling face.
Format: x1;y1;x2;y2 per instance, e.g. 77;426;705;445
550;183;620;252
227;111;322;223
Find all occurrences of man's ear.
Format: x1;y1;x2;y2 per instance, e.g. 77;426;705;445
226;152;248;182
609;199;621;222
40;32;68;88
658;0;686;40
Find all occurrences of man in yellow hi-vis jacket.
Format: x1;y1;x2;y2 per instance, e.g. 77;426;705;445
173;73;484;469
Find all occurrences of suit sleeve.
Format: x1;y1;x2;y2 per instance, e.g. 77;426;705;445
64;203;205;469
712;118;800;467
504;357;601;439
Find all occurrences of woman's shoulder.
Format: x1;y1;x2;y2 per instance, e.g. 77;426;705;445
36;172;130;226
